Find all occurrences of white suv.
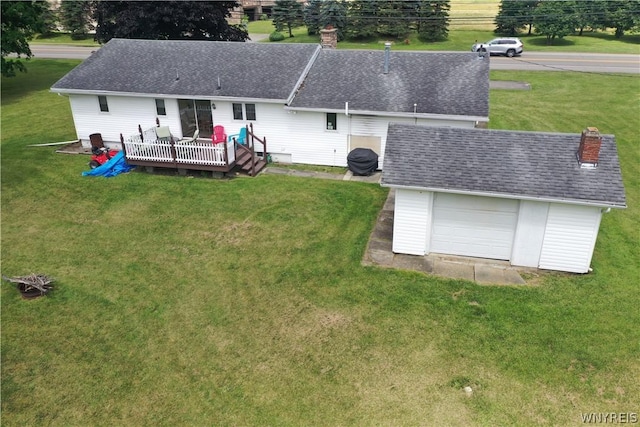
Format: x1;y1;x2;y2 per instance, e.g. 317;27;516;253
472;38;523;57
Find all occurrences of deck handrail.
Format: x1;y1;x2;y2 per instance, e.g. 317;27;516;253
246;123;267;176
120;134;235;168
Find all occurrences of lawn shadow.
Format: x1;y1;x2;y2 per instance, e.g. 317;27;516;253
579;31;640;45
524;37;576;48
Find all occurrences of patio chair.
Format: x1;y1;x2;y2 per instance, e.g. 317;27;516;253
228;127;247;145
178;129;199;144
212;125;227;145
155;126;172;142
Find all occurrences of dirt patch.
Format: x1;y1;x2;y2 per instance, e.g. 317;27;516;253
490;80;531;90
56;141;91;154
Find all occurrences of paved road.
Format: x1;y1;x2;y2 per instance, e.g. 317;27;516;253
31;44;98;59
29;44;640;73
490;52;640;74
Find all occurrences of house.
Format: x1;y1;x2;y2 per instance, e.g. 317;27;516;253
381;124;626;273
50;34;489;169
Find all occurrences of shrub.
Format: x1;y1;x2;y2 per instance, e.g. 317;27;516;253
269;31;285;42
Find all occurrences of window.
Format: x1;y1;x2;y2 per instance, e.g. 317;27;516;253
326;113;337;130
98;95;109;112
233;103;243;120
155;99;166;116
233;103;257;121
246;104;256;121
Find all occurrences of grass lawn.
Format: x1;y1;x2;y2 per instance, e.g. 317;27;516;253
1;60;639;426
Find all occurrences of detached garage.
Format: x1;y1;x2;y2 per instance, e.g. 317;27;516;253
381;124;626;273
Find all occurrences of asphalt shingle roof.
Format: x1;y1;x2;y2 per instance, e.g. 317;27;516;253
51;39;320;100
381;124;626;207
288;50;489;118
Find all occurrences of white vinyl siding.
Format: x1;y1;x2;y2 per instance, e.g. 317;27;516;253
69;95;181;146
68;93;478;166
430;193;518;260
539;204;602;273
392;189;432;255
510;200;549;267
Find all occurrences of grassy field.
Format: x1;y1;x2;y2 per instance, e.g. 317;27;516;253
1;60;639;426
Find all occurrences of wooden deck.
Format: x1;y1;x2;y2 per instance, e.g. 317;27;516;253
122;136;236;172
120;124;267;176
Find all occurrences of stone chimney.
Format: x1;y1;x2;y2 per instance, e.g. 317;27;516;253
577;127;602;168
320;27;338;49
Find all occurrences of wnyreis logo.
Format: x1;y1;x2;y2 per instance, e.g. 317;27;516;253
581;413;638;424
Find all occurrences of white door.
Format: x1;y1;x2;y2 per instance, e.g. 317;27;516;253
431;193;519;260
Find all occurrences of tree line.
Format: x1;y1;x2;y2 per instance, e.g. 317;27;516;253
496;0;640;42
273;0;452;42
1;0;247;77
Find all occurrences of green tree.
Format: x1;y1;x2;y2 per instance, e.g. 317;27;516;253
345;0;379;39
1;1;47;77
600;0;640;38
319;0;348;40
60;0;93;40
378;1;411;38
303;0;322;35
417;1;451;42
533;1;576;44
94;1;247;44
572;0;604;35
272;0;304;38
494;0;538;35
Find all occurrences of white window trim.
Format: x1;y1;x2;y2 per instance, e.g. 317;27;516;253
326;112;337;131
233;103;256;121
98;95;109;113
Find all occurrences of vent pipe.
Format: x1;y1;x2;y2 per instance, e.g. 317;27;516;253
384;42;391;74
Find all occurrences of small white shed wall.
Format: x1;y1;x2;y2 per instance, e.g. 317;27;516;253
510;200;549;267
390;189;605;274
538;204;602;273
392;189;433;255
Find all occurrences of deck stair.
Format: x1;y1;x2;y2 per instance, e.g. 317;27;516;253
232;123;268;176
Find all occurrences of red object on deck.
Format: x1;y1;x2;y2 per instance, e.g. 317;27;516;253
212;125;226;144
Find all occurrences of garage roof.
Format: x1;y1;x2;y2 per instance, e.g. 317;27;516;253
381;124;626;208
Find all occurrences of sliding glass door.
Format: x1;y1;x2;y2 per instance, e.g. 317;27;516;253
178;99;213;138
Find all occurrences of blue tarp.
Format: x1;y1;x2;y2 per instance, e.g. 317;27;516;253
82;151;135;178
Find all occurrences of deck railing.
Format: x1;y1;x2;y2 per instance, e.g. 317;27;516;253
242;123;268;177
121;133;236;170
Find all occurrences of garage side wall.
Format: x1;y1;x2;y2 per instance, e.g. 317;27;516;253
511;200;549;267
392;189;433;255
538;204;603;273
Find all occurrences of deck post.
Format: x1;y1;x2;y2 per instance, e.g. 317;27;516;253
138;124;143;140
120;133;127;156
248;125;256;176
156;117;160;127
224;138;229;167
169;139;178;168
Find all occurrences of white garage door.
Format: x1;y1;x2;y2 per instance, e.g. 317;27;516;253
431;193;519;260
